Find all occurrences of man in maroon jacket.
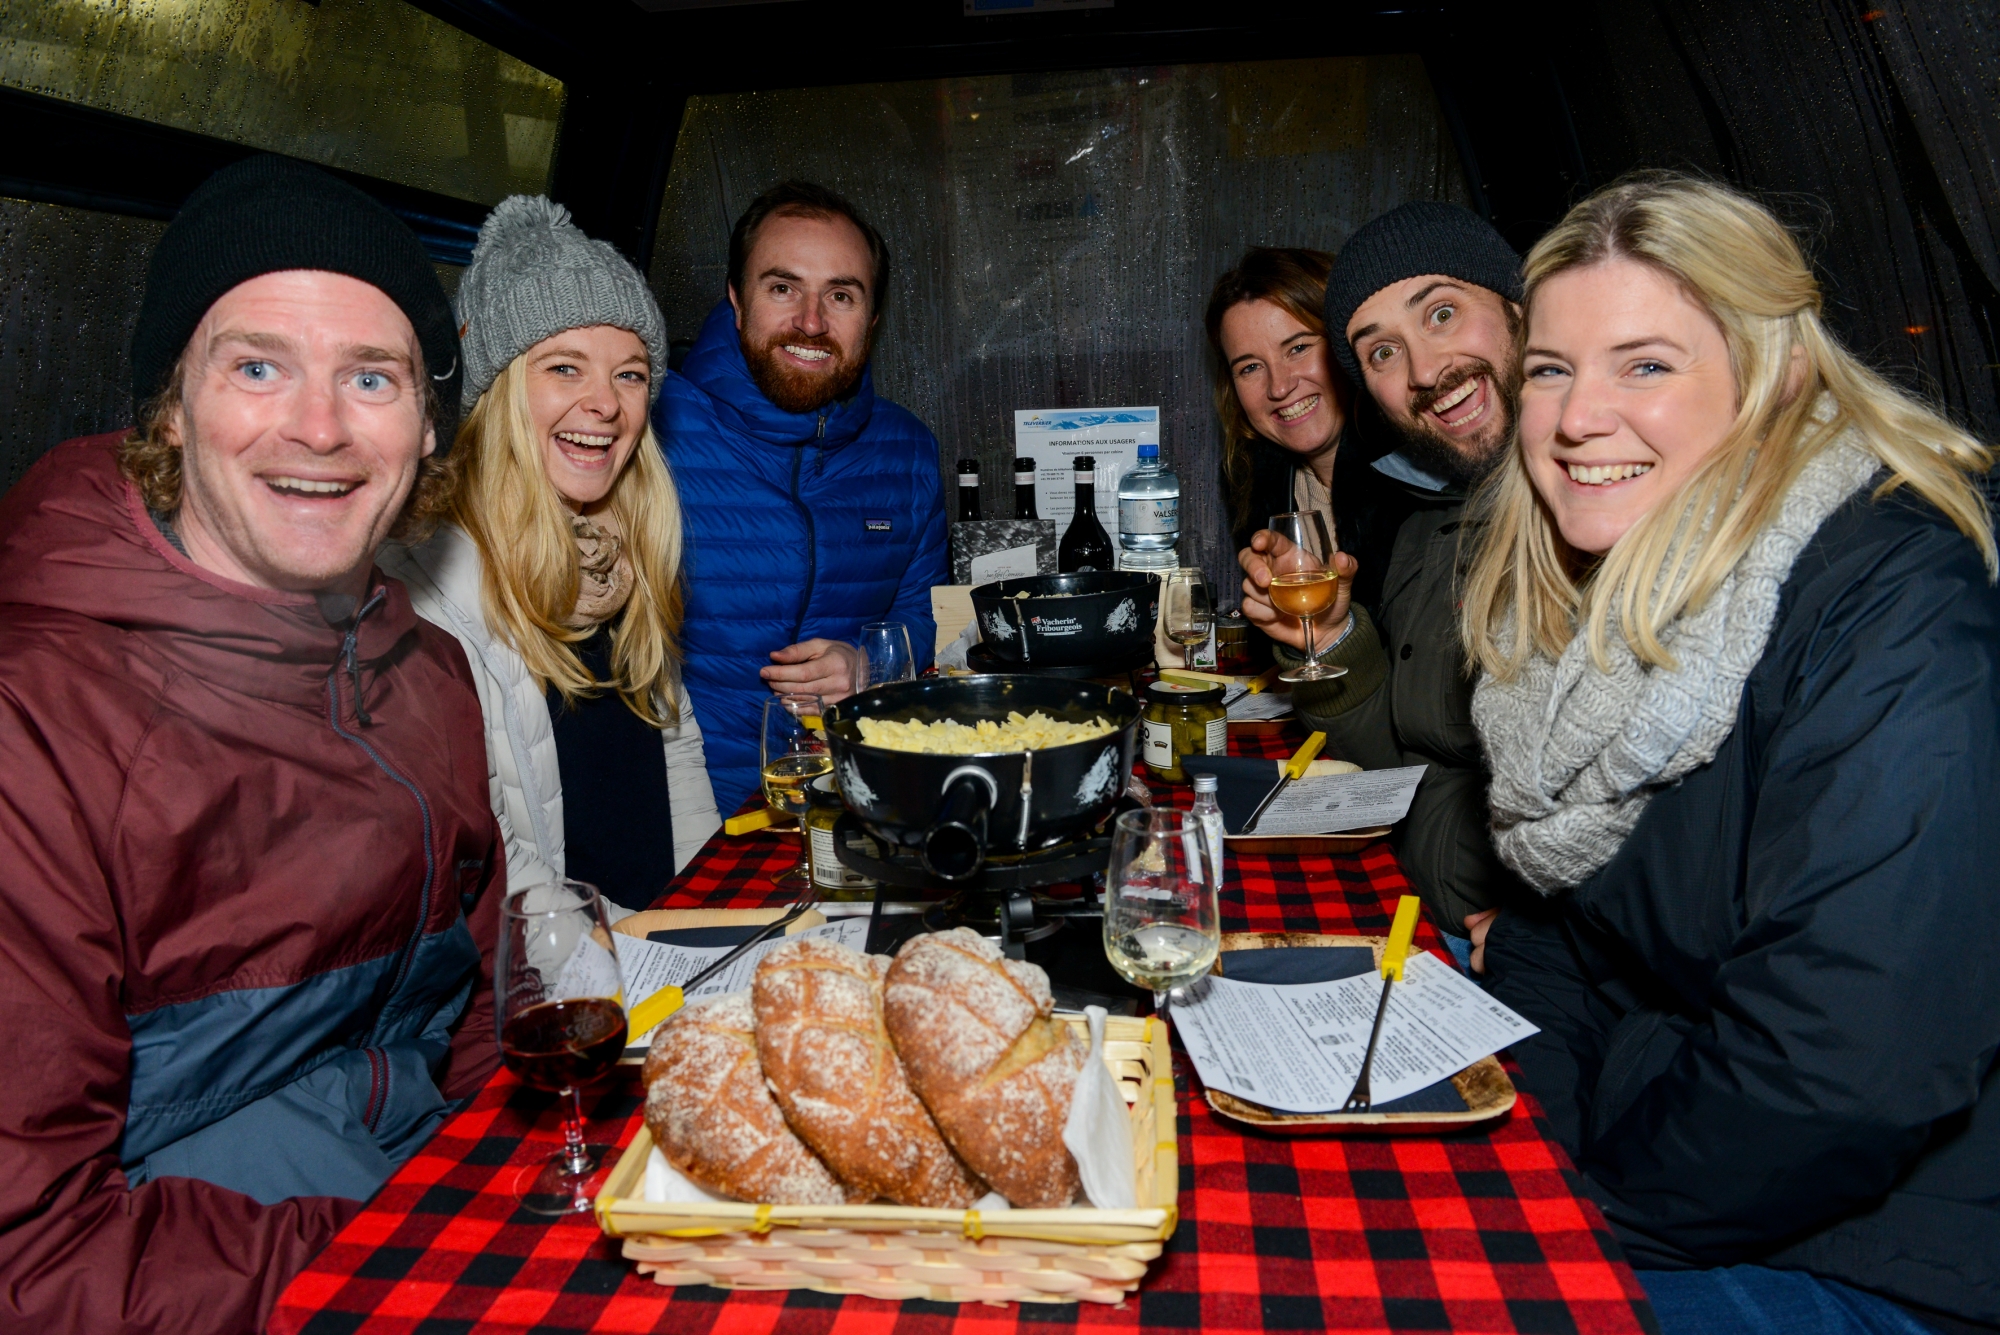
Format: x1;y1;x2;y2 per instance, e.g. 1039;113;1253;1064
0;156;504;1332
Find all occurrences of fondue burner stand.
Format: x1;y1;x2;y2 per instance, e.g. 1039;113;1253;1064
831;812;1115;960
963;639;1154;694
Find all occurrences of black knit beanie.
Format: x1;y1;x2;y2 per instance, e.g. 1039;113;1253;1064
1324;202;1523;383
130;155;463;449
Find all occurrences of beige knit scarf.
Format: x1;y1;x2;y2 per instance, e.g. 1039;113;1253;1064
564;509;634;630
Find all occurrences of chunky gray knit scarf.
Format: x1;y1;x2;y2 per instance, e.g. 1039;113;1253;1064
1472;430;1881;893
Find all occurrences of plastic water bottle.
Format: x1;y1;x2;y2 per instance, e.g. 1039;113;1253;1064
1117;444;1179;571
1190;772;1226;890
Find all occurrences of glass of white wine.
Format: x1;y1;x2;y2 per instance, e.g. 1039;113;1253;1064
761;693;829;887
1103;807;1221;1018
1162;567;1214;661
1266;510;1347;684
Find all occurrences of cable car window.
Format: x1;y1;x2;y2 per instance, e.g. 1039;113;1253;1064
649;55;1469;591
0;0;563;204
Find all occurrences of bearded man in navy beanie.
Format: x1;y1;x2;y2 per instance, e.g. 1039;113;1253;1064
0;155;503;1332
1238;201;1530;957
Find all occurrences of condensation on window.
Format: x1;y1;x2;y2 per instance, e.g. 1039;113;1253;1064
648;56;1469;596
0;0;564;204
0;197;160;492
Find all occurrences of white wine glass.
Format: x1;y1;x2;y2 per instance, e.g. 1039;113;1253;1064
762;694;829;887
1267;510;1348;684
1162;567;1214;657
858;621;916;688
1103;808;1221;1018
496;879;627;1215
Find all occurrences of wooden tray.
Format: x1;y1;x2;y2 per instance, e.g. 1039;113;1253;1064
1225;826;1392;855
596;1014;1179;1305
1201;931;1517;1133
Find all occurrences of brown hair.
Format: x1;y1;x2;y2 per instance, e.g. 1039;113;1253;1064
118;355;456;545
1203;246;1340;531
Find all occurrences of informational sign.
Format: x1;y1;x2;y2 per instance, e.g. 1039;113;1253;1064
1014;406;1158;533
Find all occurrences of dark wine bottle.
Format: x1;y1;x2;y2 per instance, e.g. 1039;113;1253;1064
1013;456;1039;521
1058;456;1114;572
956;458;981;521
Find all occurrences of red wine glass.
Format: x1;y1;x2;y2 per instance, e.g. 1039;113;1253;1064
496;879;628;1215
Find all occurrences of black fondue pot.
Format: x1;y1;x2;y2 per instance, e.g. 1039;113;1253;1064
822;674;1141;882
969;571;1158;667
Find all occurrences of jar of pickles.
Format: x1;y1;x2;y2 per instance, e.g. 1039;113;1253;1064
1141;679;1227;784
804;776;880;899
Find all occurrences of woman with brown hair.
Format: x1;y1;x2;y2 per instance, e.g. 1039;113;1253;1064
1206;246;1407;613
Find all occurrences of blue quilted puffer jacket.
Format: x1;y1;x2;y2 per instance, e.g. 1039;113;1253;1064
655;301;947;813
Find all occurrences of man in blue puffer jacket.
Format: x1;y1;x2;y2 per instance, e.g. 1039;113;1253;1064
656;181;946;813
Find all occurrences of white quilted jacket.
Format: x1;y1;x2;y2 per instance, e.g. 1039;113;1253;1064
381;525;720;893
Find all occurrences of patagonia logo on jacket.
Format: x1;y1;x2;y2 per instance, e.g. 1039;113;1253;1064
865;518;892;532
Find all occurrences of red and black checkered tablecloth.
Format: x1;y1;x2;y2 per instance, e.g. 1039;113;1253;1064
272;729;1659;1335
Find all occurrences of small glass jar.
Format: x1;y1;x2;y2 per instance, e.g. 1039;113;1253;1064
804;776;880;899
1141;679;1228;784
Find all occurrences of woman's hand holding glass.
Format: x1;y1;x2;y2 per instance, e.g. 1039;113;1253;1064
761;694;829;887
1259;511;1350;683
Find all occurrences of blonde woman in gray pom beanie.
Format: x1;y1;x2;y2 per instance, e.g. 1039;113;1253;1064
382;196;718;909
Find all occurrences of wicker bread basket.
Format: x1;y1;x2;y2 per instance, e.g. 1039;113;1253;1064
595;1014;1178;1305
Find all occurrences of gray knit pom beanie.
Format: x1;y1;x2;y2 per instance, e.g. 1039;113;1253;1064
454;195;668;413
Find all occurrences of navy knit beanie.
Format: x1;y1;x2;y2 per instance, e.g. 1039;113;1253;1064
130;155;464;449
1324;202;1523;383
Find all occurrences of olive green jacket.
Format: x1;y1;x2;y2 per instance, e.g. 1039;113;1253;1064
1276;496;1525;935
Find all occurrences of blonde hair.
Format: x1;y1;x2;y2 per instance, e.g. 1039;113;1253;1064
1462;172;1994;680
452;353;685;726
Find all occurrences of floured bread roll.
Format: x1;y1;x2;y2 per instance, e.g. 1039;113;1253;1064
751;938;984;1208
641;993;854;1205
883;928;1084;1208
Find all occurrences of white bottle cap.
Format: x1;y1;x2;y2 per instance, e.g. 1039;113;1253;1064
1192;773;1218;793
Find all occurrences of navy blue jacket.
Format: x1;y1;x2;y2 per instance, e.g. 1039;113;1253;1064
656;302;946;812
1484;488;2000;1325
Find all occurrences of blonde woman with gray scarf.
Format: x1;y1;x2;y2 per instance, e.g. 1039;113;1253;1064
1461;174;1999;1333
383;197;719;912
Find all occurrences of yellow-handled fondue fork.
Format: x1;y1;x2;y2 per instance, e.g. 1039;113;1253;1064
1341;894;1423;1112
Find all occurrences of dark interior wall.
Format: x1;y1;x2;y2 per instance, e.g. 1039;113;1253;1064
1552;0;1999;439
0;200;161;493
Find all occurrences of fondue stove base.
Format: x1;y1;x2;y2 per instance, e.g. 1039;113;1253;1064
964;639;1154;684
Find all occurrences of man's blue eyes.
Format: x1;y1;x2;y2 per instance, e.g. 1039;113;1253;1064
242;361;276;381
355;372;390;392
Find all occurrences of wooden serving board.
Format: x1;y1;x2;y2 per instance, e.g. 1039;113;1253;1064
1200;931;1517;1133
1224;826;1392;855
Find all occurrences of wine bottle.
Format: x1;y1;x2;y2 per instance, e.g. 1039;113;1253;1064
1058;456;1115;572
956;458;981;521
1013;456;1039;521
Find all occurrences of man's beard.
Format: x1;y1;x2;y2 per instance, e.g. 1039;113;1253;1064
742;328;869;416
1389;356;1522;489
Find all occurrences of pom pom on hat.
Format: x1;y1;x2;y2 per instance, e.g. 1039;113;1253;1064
454;194;669;413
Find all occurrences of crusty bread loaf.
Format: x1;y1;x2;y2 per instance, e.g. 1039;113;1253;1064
641;993;855;1205
883;928;1084;1208
751;938;984;1209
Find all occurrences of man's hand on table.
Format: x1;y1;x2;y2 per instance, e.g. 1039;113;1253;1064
1238;529;1357;653
1464;909;1500;975
762;639;865;702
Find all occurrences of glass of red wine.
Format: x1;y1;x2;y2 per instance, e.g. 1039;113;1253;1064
496;879;629;1215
